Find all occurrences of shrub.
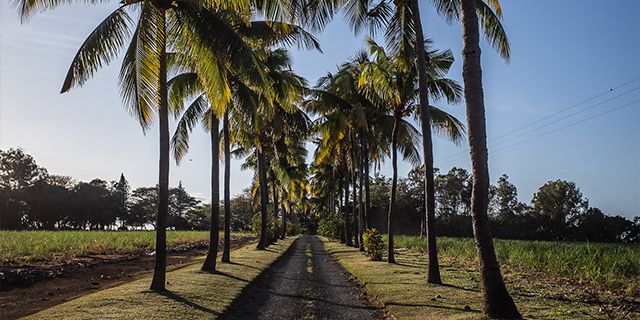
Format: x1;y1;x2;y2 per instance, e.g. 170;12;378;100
318;214;344;241
363;228;384;261
286;221;302;236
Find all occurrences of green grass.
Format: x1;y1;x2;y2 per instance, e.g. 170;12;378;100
23;236;297;320
393;235;640;288
323;238;637;320
0;230;252;264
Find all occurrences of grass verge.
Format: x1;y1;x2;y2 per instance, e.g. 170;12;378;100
0;230;252;264
394;235;640;290
23;236;297;320
322;238;637;320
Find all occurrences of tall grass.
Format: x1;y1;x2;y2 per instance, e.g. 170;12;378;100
0;230;249;264
394;235;640;285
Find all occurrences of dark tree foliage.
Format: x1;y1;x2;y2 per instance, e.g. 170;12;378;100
362;165;639;244
0;148;224;231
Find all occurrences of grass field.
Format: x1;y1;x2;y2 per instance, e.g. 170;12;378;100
0;230;252;264
323;238;638;320
393;235;640;290
22;237;297;320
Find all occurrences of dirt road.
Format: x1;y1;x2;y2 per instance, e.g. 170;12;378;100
221;235;388;320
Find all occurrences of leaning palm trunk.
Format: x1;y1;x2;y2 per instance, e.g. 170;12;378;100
150;11;168;292
387;113;400;264
256;150;269;250
460;0;520;317
222;111;231;263
202;113;220;272
409;0;442;284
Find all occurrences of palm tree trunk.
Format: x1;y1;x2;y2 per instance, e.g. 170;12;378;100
280;201;286;239
150;11;168;292
358;132;365;251
271;180;278;244
256;149;269;250
221;111;231;263
202;113;220;272
363;134;370;229
387;113;400;264
353;134;363;251
343;155;353;246
460;0;520;317
409;0;442;284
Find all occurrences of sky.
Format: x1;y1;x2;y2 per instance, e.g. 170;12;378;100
1;1;639;219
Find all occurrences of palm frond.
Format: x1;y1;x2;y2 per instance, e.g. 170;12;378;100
171;94;208;163
61;6;131;93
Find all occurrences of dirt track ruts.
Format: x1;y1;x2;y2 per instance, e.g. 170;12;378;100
221;235;388;320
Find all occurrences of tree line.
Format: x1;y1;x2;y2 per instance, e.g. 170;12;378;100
361;166;639;243
0;148;255;231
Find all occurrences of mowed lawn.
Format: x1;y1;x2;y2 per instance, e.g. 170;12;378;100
322;238;640;320
23;236;297;320
0;230;252;264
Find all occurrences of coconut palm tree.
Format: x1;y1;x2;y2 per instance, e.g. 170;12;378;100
13;0;271;291
456;0;521;317
230;48;311;249
359;38;463;263
169;19;319;266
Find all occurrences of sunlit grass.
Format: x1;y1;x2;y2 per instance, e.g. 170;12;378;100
393;235;640;287
323;238;636;320
23;237;297;320
0;230;253;264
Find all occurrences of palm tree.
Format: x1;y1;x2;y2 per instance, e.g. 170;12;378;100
231;48;311;249
13;0;265;291
359;38;463;263
221;110;232;262
170;17;319;265
457;0;521;317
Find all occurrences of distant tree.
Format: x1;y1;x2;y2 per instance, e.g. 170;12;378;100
624;217;640;244
229;189;254;231
531;180;588;240
127;187;158;229
572;207;633;243
113;173;130;225
0;148;47;229
168;182;201;230
72;179;118;230
25;175;74;229
369;173;391;210
185;203;212;231
435;167;472;217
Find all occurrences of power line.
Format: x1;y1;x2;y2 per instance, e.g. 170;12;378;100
437;98;640;167
490;98;640;154
490;77;640;143
491;85;640;148
435;76;640;163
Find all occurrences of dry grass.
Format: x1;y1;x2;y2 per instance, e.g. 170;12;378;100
322;238;638;320
23;237;297;320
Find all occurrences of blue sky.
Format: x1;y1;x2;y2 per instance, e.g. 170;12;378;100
1;1;638;218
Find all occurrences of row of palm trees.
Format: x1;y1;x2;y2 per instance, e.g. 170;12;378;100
16;0;520;317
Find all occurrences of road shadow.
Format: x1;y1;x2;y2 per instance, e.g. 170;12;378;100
218;237;301;320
